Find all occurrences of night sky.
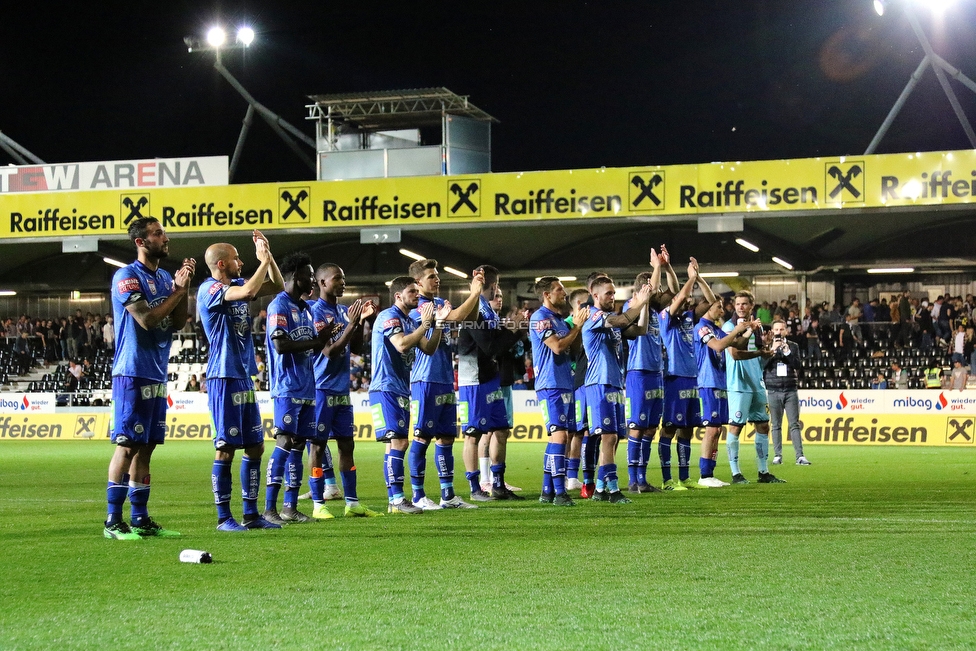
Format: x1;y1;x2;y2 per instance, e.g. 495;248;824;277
3;1;976;184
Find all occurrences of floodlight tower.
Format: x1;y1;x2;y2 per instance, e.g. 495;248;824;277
866;0;976;153
184;25;315;181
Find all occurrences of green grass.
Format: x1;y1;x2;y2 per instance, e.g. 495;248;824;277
1;442;975;650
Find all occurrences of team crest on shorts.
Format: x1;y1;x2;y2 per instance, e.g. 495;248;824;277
283;414;293;424
711;411;719;418
317;424;325;432
229;427;240;437
676;414;684;422
480;418;486;425
559;414;566;422
398;420;405;427
134;424;144;433
603;418;610;425
426;420;434;428
735;411;743;420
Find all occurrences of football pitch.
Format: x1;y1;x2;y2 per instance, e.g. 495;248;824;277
1;442;974;650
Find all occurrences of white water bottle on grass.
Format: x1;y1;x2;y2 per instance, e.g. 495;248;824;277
180;549;213;564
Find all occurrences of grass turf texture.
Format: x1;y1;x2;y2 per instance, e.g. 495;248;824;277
1;442;974;650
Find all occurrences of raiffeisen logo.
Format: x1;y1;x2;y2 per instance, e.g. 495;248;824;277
834;392;875;411
0;396;28;411
945;393;976;411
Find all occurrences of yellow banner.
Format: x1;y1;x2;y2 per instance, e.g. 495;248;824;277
4;410;971;446
0;150;974;239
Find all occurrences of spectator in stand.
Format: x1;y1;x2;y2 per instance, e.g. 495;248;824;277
932;296;946;343
847;298;863;322
965;325;975;371
806;316;821;359
916;301;934;350
252;309;267;336
185;374;202;392
940;296;956;336
890;362;909;389
827;303;843;325
756;302;772;325
103;315;115;352
870;372;887;390
43;320;59;365
951;324;966;365
876;298;891;335
785;309;803;352
863;298;877;324
838;315;858;363
180;316;195;335
948;360;968;391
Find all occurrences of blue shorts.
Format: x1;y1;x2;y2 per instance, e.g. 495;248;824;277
728;391;770;426
575;387;588;432
536;388;576;434
699;388;729;427
314;390;355;440
208;378;262;450
584;385;626;437
273;397;316;440
370;391;411;441
459;378;509;436
663;375;702;428
111;376;167;446
626;370;664;430
410;381;458;439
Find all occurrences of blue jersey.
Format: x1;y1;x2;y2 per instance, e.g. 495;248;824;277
312;298;350;394
111;261;177;381
723;320;766;392
660;308;696;378
582;309;624;388
530;305;574;391
623;298;663;373
694;317;726;390
409;295;453;385
197;277;256;380
266;292;316;400
370;305;416;396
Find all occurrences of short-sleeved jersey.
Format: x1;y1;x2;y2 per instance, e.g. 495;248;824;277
197;277;256;380
312;298;350;394
660;308;697;378
111;261;177;381
457;296;503;386
695;317;726;390
623;298;663;373
370;305;416;396
582;309;624;388
266;291;316;400
530;305;574;391
723;320;766;392
409;295;453;385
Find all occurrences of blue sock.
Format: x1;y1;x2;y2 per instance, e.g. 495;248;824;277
408;439;430;500
283;448;303;510
756;433;770;473
596;465;608;492
491;464;506;490
658;437;673;482
639;437;652;485
322;443;336;482
341;469;358;503
383;452;391;499
567;457;580;480
389;449;406;500
466;470;481;494
677;438;691;481
626;437;641;484
212;460;233;522
582;435;598;483
309;473;324;503
435;443;455;501
542;447;553;495
605;463;619;493
106;481;127;526
240;455;260;517
265;446;287;512
699;457;711;478
727;432;741;476
128;481;150;525
551;442;567;495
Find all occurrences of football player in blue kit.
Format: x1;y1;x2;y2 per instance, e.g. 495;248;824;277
565;287;594;495
530;277;590;506
198;231;284;531
582;276;654;503
694;286;756;488
263;253;333;525
621;248;670;494
658;255;708;491
406;259;484;509
370;277;448;514
308;263;383;518
104;217;195;540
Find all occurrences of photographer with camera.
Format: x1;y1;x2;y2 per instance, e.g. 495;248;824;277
764;319;811;466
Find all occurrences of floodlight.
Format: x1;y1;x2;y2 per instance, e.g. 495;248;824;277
443;266;468;278
103;257;128;269
772;257;794;270
398;248;424;261
699;272;740;278
0;290;16;297
206;27;227;48
237;27;255;46
874;0;886;16
867;267;914;274
735;238;760;253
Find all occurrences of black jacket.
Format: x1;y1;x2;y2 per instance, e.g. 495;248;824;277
763;340;802;391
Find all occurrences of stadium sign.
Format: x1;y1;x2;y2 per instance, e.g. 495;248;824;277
0;156;228;195
1;149;976;239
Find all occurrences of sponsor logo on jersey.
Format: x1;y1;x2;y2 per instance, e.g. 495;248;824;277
117;277;140;295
